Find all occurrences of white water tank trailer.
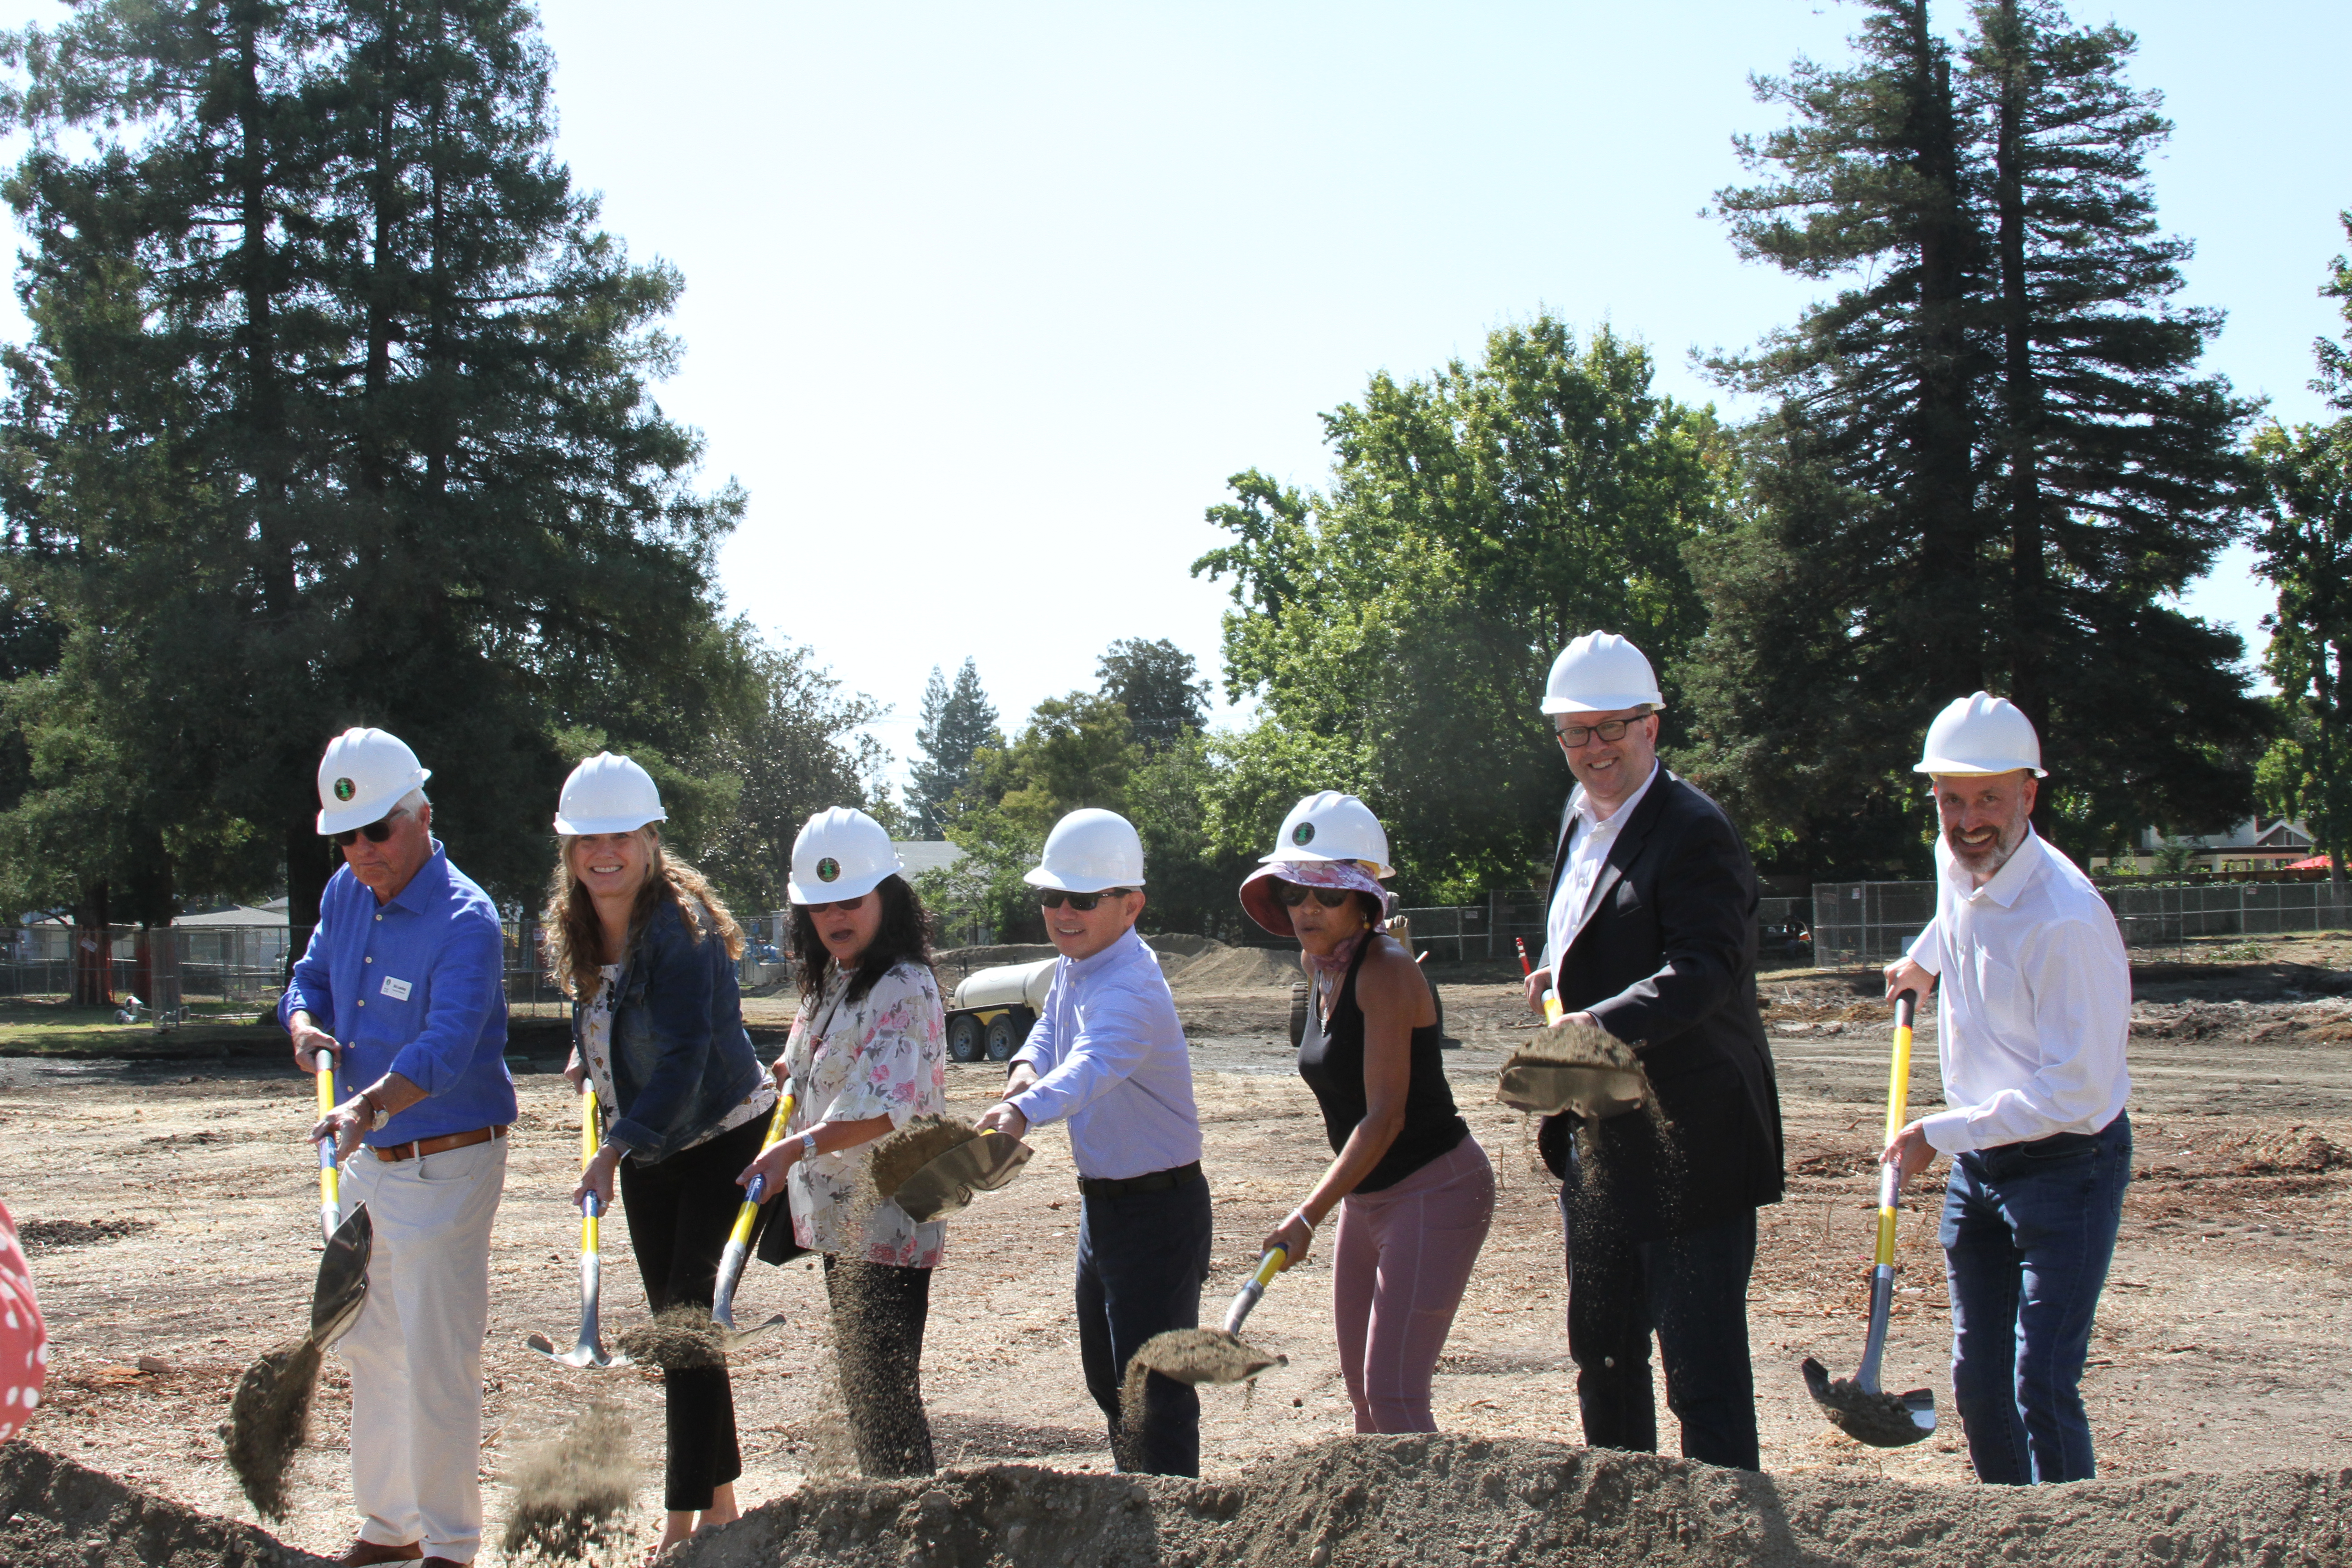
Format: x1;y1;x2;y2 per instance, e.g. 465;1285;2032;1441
945;957;1057;1063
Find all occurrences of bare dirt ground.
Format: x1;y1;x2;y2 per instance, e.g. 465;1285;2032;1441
6;938;2352;1558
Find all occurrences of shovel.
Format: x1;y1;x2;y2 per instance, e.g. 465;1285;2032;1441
710;1090;794;1333
526;1086;630;1368
887;1128;1033;1225
222;1045;372;1517
307;1043;372;1335
1126;1245;1289;1390
1494;1017;1647;1121
1801;991;1939;1448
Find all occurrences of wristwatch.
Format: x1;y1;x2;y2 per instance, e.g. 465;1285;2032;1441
358;1089;389;1132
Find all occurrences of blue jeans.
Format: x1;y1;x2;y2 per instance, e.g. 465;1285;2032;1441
1940;1113;2131;1485
1075;1172;1213;1476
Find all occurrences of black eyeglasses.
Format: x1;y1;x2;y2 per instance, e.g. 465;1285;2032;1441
804;893;867;915
1274;884;1355;909
330;809;410;848
1036;887;1134;911
1556;718;1642;748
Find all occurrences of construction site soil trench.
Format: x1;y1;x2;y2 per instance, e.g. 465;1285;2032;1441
6;935;2352;1563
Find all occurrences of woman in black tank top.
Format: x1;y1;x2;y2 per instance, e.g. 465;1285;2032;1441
1239;793;1496;1432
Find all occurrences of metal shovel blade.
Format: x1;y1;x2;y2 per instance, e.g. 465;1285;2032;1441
1495;1058;1647;1120
527;1247;631;1369
309;1204;373;1350
1801;1356;1937;1448
891;1130;1033;1224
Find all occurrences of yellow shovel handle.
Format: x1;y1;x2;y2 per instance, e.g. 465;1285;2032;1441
1875;993;1918;1267
1253;1243;1289;1288
579;1085;602;1253
727;1091;796;1248
315;1048;339;1213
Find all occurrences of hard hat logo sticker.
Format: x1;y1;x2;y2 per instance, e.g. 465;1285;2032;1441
1293;822;1316;847
333;777;356;802
816;857;841;883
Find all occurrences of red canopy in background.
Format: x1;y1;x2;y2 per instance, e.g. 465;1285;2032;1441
2286;855;2338;870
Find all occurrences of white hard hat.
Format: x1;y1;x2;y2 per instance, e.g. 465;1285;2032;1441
1261;791;1393;880
315;728;431;836
1024;808;1147;893
1915;691;2047;777
787;807;905;903
1541;631;1664;715
554;752;666;836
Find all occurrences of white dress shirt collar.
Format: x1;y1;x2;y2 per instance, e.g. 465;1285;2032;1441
1569;759;1661;834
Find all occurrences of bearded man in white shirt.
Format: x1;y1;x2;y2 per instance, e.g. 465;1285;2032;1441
1882;692;2132;1486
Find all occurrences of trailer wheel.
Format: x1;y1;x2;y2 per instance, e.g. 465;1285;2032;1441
984;1015;1019;1062
947;1014;983;1063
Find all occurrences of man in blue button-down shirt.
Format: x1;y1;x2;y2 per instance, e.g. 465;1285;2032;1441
281;727;515;1568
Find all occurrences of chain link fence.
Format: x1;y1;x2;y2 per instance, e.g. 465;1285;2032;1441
1811;877;2352;965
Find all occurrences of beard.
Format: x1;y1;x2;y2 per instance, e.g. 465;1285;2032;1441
1946;814;2028;878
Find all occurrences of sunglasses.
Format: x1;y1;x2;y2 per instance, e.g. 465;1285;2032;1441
1035;887;1134;911
330;808;411;848
1274;884;1357;909
804;893;868;915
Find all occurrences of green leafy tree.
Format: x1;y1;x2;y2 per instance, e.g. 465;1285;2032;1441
0;0;744;946
1096;637;1208;750
1689;0;2263;876
2253;220;2352;887
907;657;997;837
1195;316;1725;899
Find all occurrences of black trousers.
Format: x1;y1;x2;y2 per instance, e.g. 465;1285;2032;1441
1562;1194;1761;1471
1076;1173;1214;1477
618;1115;770;1511
822;1255;936;1477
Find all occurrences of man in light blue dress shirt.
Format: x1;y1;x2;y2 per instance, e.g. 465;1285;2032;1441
975;809;1210;1475
283;728;516;1568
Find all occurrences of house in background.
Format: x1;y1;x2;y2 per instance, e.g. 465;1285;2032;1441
2089;817;2314;875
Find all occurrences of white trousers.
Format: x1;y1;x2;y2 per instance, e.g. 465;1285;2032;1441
338;1134;507;1562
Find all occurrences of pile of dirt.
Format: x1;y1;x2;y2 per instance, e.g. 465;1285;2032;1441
869;1115;980;1199
15;1217;150;1250
1168;946;1301;995
666;1434;2352;1568
0;1442;331;1567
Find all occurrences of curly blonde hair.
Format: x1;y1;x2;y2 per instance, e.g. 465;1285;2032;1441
541;828;745;1000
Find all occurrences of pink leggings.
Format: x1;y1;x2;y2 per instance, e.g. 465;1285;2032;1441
1331;1135;1496;1433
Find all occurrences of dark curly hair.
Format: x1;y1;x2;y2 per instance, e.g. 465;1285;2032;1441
790;873;935;1004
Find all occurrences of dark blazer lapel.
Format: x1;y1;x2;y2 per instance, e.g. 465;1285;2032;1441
1548;794;1579;904
1565;767;1676;962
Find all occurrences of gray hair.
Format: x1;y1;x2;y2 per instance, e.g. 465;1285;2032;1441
397;787;431;815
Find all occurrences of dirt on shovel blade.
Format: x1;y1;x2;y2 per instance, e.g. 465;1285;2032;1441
1802;1357;1936;1449
1508;1018;1641;1070
1117;1329;1281;1469
867;1115;979;1199
222;1336;323;1521
614;1304;728;1370
501;1399;637;1562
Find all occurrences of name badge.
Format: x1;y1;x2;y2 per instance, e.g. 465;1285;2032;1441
379;975;413;1002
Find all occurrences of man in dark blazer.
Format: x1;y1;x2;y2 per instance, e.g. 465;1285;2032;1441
1523;632;1784;1471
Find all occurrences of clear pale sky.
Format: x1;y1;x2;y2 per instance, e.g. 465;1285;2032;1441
2;1;2343;787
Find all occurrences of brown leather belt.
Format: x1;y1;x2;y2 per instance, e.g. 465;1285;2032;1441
372;1125;509;1163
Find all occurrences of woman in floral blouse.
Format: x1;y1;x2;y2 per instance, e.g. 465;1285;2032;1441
739;807;947;1477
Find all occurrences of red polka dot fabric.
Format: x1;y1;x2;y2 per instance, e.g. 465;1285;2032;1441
0;1199;46;1441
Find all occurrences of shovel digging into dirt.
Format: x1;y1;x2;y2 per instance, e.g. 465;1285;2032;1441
870;1115;1034;1225
1801;992;1939;1449
710;1090;794;1335
1125;1244;1290;1399
525;1086;631;1370
223;1043;373;1519
1494;1017;1649;1121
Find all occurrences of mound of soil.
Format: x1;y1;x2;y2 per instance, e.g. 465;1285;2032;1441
0;1442;331;1568
667;1434;2352;1568
869;1115;980;1199
1168;946;1300;996
16;1217;151;1251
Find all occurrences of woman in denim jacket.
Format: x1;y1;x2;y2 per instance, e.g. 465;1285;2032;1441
547;754;774;1557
